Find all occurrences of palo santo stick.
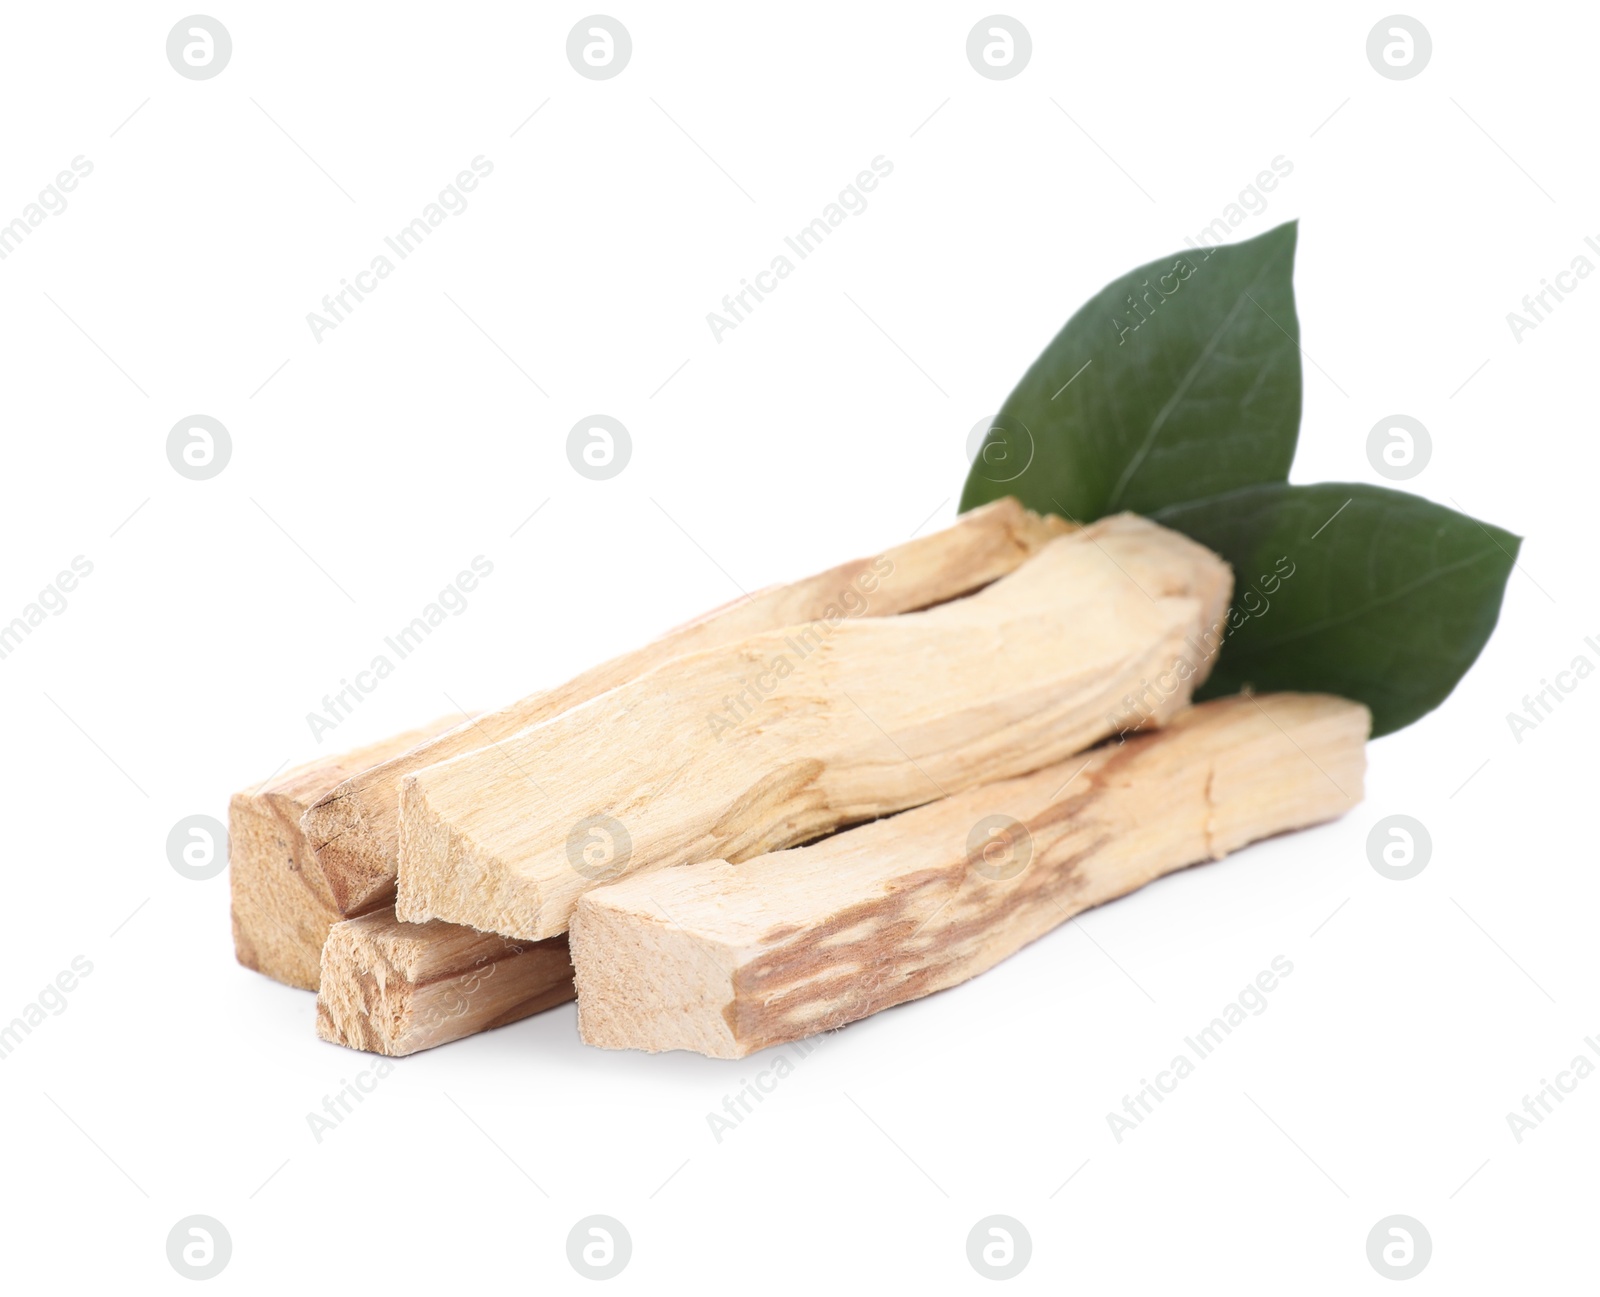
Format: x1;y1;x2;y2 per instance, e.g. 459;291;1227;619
302;498;1072;917
230;717;464;991
397;514;1234;941
315;908;573;1056
570;693;1368;1058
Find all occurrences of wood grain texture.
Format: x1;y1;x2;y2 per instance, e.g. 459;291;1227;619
315;907;573;1056
301;498;1071;917
397;514;1234;941
229;716;464;991
571;694;1369;1058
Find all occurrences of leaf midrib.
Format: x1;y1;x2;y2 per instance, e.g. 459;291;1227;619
1231;546;1505;656
1102;243;1291;512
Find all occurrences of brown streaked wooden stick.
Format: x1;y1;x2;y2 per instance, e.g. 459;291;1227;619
315;908;573;1057
229;716;465;991
301;499;1073;917
396;514;1234;942
570;693;1369;1058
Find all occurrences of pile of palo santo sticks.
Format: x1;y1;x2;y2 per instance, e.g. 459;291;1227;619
230;499;1367;1059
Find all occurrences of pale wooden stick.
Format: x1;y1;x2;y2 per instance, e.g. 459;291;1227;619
230;717;464;991
301;499;1071;917
570;694;1368;1058
315;908;573;1056
397;514;1233;942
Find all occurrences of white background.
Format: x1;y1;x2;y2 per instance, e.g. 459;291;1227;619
1;2;1594;1291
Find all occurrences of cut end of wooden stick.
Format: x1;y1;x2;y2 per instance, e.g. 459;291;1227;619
393;769;556;939
315;907;574;1056
572;872;745;1057
230;715;466;991
570;693;1368;1058
230;787;340;993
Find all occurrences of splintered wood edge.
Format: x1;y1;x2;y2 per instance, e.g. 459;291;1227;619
316;907;574;1056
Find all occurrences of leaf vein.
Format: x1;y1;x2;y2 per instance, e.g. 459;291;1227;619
1103;245;1292;510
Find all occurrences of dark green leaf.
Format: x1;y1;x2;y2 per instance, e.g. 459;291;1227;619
961;221;1302;521
1152;483;1520;736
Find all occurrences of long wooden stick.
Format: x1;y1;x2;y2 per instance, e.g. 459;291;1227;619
570;694;1368;1058
229;716;463;990
315;908;573;1056
301;499;1071;917
396;514;1233;941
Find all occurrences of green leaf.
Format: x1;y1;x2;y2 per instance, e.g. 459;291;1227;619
1152;484;1520;737
961;220;1302;521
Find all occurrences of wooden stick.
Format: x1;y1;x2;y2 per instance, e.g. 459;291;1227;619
230;716;464;991
315;908;573;1056
301;499;1072;917
570;694;1368;1058
397;514;1234;941
308;502;1059;1054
